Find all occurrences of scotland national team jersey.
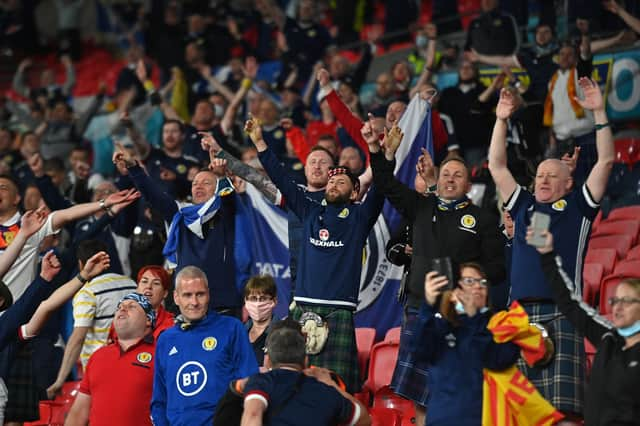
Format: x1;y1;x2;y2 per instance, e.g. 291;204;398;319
507;184;599;301
151;312;258;426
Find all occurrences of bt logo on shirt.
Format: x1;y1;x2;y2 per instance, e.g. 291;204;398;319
176;361;208;397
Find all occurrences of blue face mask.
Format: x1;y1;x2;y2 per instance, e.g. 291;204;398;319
415;35;428;49
454;301;488;315
618;320;640;338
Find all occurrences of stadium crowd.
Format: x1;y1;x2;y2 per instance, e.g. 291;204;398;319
0;0;639;425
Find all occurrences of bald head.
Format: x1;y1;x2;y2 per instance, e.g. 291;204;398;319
534;159;573;203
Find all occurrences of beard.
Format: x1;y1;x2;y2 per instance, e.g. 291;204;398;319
325;191;351;205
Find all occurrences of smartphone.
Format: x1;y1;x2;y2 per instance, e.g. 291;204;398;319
528;212;551;248
431;257;455;290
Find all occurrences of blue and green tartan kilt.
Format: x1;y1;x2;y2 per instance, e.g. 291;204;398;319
517;302;585;416
389;307;429;406
291;304;360;394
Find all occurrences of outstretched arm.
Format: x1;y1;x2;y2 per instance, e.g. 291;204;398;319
0;208;47;281
51;188;141;231
604;0;640;34
202;133;281;205
246;116;312;218
488;88;519;202
220;57;258;135
577;78;614;202
22;252;110;339
533;230;612;346
465;49;519;68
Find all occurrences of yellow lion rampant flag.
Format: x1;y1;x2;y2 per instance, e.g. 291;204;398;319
482;302;564;426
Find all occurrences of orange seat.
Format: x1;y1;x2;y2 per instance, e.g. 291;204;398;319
607;206;640;222
626;245;640;261
588;235;633;260
384;327;401;342
373;386;416;424
582;263;603;306
364;341;400;394
355;328;376;381
585;248;617;276
369;406;402;426
591;219;640;245
612;259;640;277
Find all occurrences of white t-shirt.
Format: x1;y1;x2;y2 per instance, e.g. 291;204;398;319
551;69;594;140
0;212;58;301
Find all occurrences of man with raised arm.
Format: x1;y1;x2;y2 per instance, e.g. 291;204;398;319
367;114;505;426
487;78;614;424
113;144;241;317
244;115;385;393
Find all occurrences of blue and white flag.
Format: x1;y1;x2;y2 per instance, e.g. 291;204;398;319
163;177;234;267
242;94;435;337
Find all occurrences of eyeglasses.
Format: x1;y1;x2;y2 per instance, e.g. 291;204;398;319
459;277;488;288
608;297;640;307
245;295;273;303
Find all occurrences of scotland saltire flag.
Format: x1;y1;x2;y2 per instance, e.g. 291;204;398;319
163;177;234;267
242;93;434;337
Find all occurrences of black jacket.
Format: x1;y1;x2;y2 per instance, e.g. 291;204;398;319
541;253;640;425
370;151;505;308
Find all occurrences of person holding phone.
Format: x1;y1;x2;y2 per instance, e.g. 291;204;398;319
408;263;519;426
369;112;505;425
533;230;640;426
488;79;614;423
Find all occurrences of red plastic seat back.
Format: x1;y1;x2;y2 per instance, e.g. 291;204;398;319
614;138;640;168
373;386;416;423
591;219;640;245
613;259;640;277
607;206;640;222
366;341;400;393
582;263;603;306
585;248;617;276
588;235;633;259
355;328;376;380
627;245;640;261
369;406;402;426
384;327;401;342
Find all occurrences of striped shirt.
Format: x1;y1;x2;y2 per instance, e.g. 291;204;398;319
72;273;136;368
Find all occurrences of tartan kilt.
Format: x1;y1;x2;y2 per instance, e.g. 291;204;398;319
517;302;584;415
291;304;360;394
5;342;40;422
389;307;429;406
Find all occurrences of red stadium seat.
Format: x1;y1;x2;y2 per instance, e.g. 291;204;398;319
607;206;640;222
355;328;377;380
60;381;81;399
588;235;633;260
582;263;603;306
626;245;640;261
364;341;400;394
612;259;640;277
614;138;640;168
373;386;416;424
585;248;617;276
369;407;402;426
591;219;640;245
384;327;401;342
